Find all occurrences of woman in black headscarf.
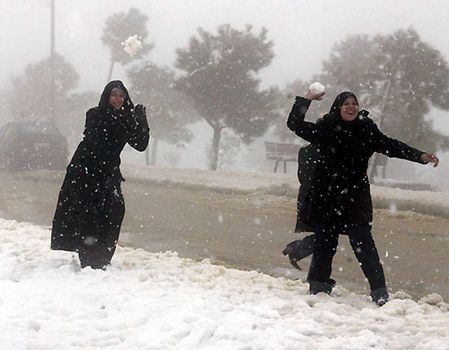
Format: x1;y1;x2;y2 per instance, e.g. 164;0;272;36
287;89;439;305
51;80;150;269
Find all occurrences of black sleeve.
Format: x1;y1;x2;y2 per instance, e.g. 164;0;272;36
373;123;425;164
82;108;101;143
287;96;321;143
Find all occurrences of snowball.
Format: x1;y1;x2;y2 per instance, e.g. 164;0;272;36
309;82;326;95
122;35;143;57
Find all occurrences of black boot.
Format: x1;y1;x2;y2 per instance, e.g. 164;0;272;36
309;278;336;295
370;287;389;306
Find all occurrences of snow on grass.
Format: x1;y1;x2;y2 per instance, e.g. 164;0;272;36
1;218;449;350
20;166;449;217
122;164;449;218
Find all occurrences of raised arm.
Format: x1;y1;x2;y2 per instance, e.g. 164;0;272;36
287;95;328;144
121;104;150;152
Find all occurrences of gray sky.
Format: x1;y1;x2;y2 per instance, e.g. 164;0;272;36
1;0;449;130
2;0;449;90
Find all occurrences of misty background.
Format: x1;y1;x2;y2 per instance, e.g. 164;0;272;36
1;0;449;189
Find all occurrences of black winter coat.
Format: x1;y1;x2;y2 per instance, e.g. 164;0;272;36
287;96;425;226
51;81;149;252
294;143;318;233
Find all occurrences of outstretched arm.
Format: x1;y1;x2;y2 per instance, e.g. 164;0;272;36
374;124;439;167
421;153;439;167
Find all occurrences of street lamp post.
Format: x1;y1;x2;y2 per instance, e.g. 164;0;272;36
50;0;55;123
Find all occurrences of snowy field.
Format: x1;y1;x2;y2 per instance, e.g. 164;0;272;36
1;218;449;350
122;164;449;218
20;165;449;218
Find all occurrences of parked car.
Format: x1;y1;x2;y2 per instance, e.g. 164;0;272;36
0;120;68;171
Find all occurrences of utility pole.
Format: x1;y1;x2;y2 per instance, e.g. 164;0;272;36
50;0;55;123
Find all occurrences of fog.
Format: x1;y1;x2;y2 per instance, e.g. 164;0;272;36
1;0;449;187
3;3;449;344
2;1;449;88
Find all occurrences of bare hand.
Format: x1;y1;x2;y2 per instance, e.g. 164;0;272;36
421;153;439;167
305;90;325;101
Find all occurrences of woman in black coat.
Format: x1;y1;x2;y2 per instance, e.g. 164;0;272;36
51;80;150;269
287;90;439;305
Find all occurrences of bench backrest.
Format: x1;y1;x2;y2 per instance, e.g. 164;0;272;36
264;142;300;161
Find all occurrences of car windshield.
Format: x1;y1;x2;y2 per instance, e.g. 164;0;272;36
20;122;60;135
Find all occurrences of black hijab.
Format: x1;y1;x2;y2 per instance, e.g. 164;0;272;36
98;80;134;114
323;91;369;122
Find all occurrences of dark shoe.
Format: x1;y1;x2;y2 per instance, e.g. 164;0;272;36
282;235;316;270
371;287;389;306
309;278;336;295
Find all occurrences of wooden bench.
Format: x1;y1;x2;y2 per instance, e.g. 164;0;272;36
264;142;301;173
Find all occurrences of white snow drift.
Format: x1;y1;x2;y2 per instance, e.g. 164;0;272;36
1;218;449;350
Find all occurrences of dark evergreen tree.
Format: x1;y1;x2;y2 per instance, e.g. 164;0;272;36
271;80;310;143
318;28;449;178
0;89;8;125
102;8;153;82
128;62;195;165
64;91;98;144
8;52;79;128
373;28;449;150
175;24;278;170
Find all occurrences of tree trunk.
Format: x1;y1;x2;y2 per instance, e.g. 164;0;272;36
368;79;392;181
382;157;388;179
209;127;223;171
149;137;159;166
107;60;115;83
145;145;150;166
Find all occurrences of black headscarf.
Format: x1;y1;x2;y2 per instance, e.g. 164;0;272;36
323;91;368;121
98;80;134;114
329;91;358;117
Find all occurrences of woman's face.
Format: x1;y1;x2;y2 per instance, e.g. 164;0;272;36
109;88;125;110
340;96;359;121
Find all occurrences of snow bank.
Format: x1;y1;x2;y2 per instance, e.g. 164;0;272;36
1;218;449;349
122;165;449;218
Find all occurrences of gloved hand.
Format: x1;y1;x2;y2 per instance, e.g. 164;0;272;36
282;234;316;270
134;104;148;125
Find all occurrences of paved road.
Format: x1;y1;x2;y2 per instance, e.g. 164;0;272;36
1;170;448;301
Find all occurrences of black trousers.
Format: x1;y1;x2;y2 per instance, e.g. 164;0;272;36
307;223;386;292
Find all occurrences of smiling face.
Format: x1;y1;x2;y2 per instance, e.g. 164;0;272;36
109;88;126;110
340;96;359;121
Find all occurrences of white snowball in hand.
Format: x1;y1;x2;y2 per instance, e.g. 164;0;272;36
122;35;143;57
309;82;326;95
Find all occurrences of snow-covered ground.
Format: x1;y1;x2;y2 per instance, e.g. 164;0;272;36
1;218;449;350
122;164;449;218
22;164;449;218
